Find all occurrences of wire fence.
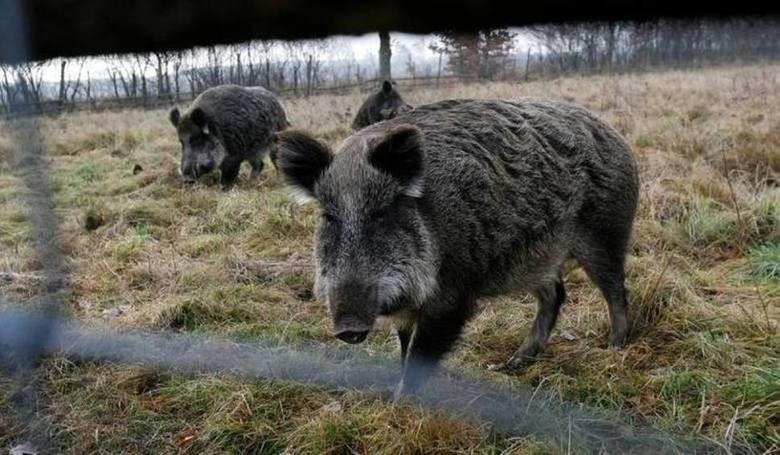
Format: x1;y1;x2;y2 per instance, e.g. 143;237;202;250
0;75;473;119
0;2;736;453
1;308;710;454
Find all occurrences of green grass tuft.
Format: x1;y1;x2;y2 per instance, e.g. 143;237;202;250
745;242;780;279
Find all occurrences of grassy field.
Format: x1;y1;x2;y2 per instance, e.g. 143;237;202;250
0;63;778;453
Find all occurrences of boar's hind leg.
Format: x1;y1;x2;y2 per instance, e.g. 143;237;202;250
576;244;630;348
219;156;242;190
395;303;472;400
503;276;566;371
575;230;629;347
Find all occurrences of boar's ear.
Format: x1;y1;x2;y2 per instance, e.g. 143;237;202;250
190;107;210;134
369;124;424;197
275;130;333;203
169;107;180;127
382;80;393;94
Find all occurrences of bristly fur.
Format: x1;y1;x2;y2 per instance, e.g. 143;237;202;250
277;98;639;396
170;84;289;188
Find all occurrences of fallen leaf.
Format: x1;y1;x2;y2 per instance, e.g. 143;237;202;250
101;308;120;318
175;428;198;448
559;330;577;341
10;442;38;455
321;400;342;413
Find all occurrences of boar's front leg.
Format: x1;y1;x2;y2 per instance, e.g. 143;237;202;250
219;156;242;190
397;327;412;368
248;151;265;180
502;276;566;371
394;301;472;401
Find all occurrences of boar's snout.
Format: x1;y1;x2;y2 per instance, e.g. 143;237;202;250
180;158;196;184
196;161;214;176
181;171;197;184
332;315;374;345
335;328;369;344
330;279;379;344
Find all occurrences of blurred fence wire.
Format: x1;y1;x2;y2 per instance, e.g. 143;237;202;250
0;2;722;454
0;309;704;453
2;0;67;452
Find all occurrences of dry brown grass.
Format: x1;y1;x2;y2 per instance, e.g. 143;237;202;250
1;63;778;453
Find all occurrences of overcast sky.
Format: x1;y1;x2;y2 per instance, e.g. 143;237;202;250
39;30;534;82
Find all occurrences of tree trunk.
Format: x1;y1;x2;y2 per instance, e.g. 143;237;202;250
109;72;120;99
305;54;313;96
379;31;392;80
236;52;242;85
436;51;442;87
524;48;531;81
156;54;164;97
265;58;271;89
58;60;67;102
173;60;180;101
141;74;147;105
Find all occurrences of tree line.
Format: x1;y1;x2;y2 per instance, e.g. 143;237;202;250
1;17;779;115
433;17;780;80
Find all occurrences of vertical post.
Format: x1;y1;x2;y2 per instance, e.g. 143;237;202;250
306;54;313;97
379;30;392;80
525;48;531;81
58;60;66;104
436;51;442;87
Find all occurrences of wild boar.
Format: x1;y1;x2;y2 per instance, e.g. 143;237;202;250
351;80;413;130
169;84;289;189
275;99;638;399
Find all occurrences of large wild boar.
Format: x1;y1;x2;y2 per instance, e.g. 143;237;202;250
275;99;638;398
351;80;413;130
169;85;289;189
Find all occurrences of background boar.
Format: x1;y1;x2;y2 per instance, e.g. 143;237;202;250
351;80;413;130
169;84;289;189
276;99;638;399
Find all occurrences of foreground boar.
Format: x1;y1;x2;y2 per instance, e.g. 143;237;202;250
276;99;638;398
351;80;413;130
169;85;289;189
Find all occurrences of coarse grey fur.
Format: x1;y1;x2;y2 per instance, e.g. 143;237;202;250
351;80;413;130
169;84;289;189
275;98;638;399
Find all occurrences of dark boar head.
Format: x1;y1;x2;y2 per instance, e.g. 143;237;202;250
275;126;438;344
352;81;413;130
169;107;227;184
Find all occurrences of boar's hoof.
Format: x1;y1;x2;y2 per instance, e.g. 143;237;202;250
391;379;407;404
608;332;628;349
492;348;540;373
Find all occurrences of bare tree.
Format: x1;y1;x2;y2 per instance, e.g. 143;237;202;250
66;58;87;103
304;39;329;95
0;64;13;112
15;62;45;105
284;41;305;94
435;29;516;80
153;51;175;100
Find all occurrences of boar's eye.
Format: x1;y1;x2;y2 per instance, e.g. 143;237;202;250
371;207;390;220
321;211;339;224
190;135;207;147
